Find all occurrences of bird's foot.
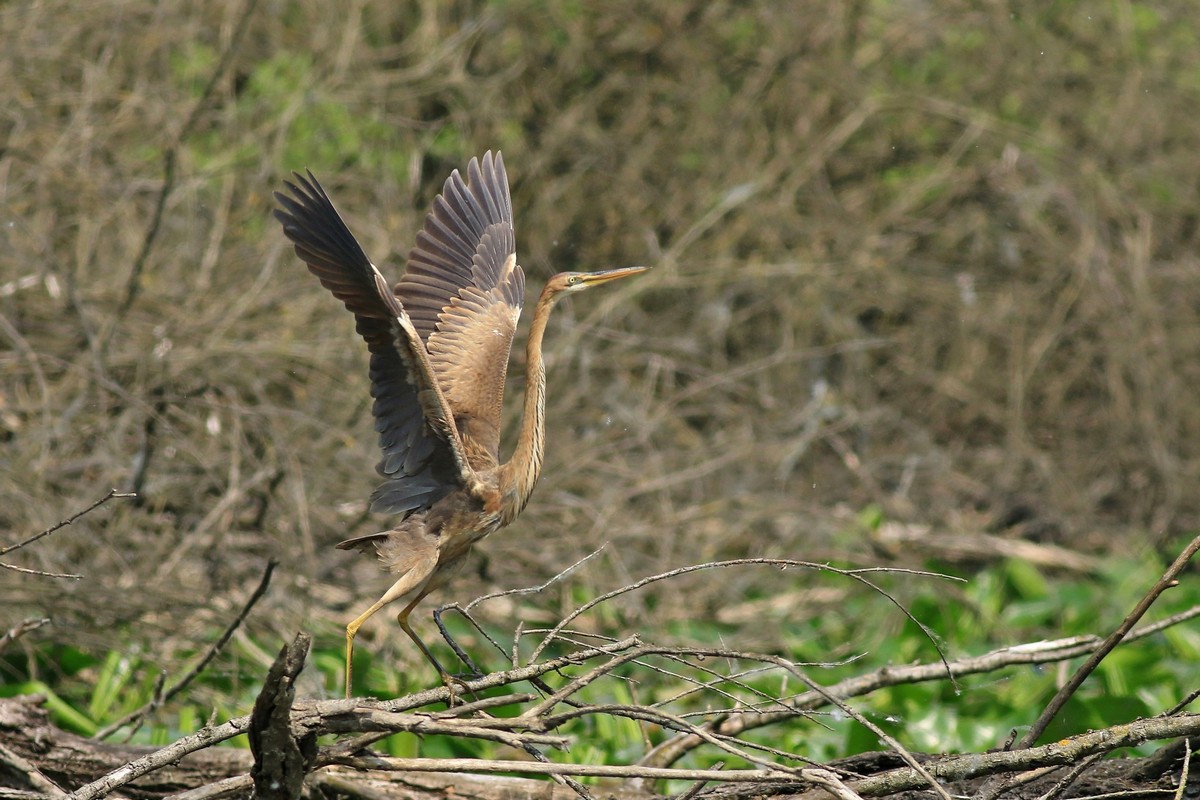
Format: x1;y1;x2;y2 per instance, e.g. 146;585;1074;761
439;671;477;706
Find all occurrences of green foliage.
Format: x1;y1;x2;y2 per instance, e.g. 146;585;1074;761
166;47;415;181
1;643;249;743
3;540;1196;765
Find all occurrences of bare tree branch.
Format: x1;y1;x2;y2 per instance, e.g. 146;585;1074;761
111;0;260;321
0;489;136;557
94;560;278;740
0;740;68;799
32;541;1200;800
0;561;83;579
1018;532;1200;749
526;558;962;665
341;755;798;782
0;617;50;655
249;633;314;800
800;767;866;800
829;714;1200;799
640;603;1200;769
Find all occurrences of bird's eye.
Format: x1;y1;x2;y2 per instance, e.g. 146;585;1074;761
567;275;580;286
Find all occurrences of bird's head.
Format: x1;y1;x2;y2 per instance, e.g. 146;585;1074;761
547;265;650;297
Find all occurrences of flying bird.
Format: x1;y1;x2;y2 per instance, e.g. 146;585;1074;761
274;151;647;695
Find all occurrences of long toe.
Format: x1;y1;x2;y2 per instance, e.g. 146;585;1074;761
440;672;476;706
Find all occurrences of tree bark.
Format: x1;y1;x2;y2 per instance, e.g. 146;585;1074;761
0;695;654;800
2;694;1197;800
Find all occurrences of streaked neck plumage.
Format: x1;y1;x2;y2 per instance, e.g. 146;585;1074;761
498;285;557;525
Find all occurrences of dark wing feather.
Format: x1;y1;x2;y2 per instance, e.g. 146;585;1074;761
273;172;474;515
397;152;516;343
395;151;524;465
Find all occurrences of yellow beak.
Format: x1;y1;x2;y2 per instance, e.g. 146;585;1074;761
578;265;651;285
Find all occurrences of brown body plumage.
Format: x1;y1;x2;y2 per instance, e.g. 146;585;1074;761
274;152;647;694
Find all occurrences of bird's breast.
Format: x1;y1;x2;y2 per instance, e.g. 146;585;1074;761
425;491;502;553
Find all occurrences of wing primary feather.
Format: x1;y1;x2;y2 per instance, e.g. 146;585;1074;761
281;155;524;480
274;170;479;517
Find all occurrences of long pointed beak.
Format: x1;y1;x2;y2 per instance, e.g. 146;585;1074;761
579;265;651;285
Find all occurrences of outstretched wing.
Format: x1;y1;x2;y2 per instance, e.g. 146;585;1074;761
274;172;474;516
395;151;525;467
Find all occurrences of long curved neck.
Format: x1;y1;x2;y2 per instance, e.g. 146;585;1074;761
501;287;557;523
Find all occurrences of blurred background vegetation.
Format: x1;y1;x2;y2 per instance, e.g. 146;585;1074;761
2;0;1198;758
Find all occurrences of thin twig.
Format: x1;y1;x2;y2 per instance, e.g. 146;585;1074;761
1164;687;1200;717
528;558;961;663
1018;533;1200;748
792;671;953;800
640;605;1200;769
1035;753;1103;800
431;603;489;674
1174;738;1191;800
320;724;564;759
427;692;538;718
168;774;250;800
464;544;609;613
524;650;646;718
1134;604;1200;640
512;739;595;800
0;489;136;556
0;617;51;655
801;768;867;800
543;699;812;775
0;561;83;579
111;0;260;321
655;647;856;712
341;756;796;782
94;560;278;740
673;760;724;800
432;544;611;670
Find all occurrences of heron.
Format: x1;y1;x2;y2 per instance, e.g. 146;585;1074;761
274;151;647;695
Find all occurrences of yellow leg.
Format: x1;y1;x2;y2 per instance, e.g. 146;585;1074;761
398;595;449;679
398;597;473;703
343;556;438;699
344;615;365;700
345;602;386;700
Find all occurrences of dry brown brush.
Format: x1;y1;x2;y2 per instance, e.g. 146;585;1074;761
6;1;1200;664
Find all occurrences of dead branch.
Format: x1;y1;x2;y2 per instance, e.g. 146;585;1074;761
640;603;1200;769
0;626;1194;800
5;690;1196;800
5;544;1197;800
0;739;69;799
111;0;260;322
340;755;797;781
60;639;638;800
0;617;50;656
249;632;314;800
61;702;1200;796
1017;532;1200;749
822;714;1200;799
873;521;1101;574
94;560;278;740
0;490;136;580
